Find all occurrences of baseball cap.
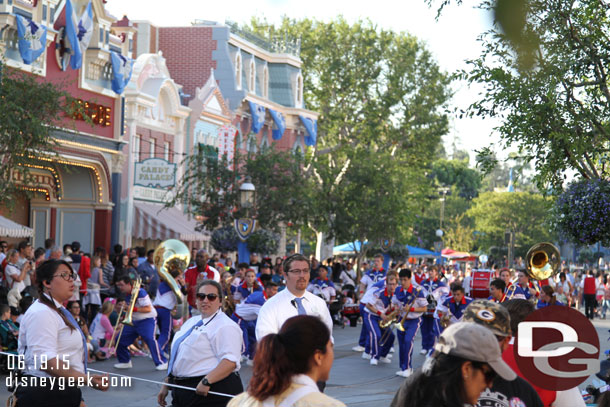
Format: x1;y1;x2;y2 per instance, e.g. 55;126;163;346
463;299;511;337
434;322;517;381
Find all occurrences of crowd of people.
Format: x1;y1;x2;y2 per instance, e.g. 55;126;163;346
1;237;609;406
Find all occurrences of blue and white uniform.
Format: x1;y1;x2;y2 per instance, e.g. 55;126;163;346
232;290;268;359
438;295;473;328
358;268;386;351
537;299;564;309
117;287;165;366
362;284;394;361
233;282;262;303
153;281;177;355
419;278;448;353
392;285;427;372
307;278;337;302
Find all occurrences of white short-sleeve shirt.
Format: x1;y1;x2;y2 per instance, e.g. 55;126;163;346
18;295;85;377
170;310;242;377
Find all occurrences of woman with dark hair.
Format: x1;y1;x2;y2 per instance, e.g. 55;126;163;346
16;260;107;406
537;285;563;308
158;279;243;407
390;322;516;407
228;315;344;407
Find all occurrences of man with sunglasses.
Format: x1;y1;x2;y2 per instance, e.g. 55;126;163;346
255;253;333;342
114;275;167;371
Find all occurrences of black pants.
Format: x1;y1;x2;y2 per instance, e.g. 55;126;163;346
171;372;243;407
15;376;82;407
584;294;597;319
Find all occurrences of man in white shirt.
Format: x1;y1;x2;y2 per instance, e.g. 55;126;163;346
256;253;333;341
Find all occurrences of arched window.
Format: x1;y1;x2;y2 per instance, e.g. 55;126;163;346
262;66;269;98
235;53;242;89
296;73;303;107
249;59;256;92
260;135;269;151
247;134;258;153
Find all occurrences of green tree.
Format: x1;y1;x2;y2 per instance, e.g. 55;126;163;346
168;146;308;232
0;65;79;208
455;0;610;191
246;17;452;256
443;213;475;252
430;159;482;199
466;191;554;256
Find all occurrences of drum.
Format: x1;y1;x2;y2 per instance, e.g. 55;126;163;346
470;270;494;299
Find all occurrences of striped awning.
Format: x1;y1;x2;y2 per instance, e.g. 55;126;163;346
133;202;209;242
0;215;33;238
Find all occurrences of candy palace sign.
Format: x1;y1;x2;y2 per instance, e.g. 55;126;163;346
134;158;176;189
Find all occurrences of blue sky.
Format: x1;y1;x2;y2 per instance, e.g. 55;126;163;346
106;0;503;162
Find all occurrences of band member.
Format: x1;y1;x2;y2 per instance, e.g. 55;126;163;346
153;267;185;357
439;283;473;327
233;269;262;304
537;285;563;308
488;279;506;303
307;266;337;303
17;260;108;406
413;267;426;285
361;274;398;365
114;275;167;370
392;269;427;377
419;265;447;355
232;279;278;365
353;255;386;353
505;270;538;301
185;250;221;310
158;280;243;407
499;268;511;286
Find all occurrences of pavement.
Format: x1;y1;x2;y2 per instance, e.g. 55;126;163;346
1;314;609;406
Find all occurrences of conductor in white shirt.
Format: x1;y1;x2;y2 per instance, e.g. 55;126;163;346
255;254;333;391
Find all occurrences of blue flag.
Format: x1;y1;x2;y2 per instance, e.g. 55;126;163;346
16;15;47;65
248;101;266;134
65;0;93;70
299;115;317;146
110;51;133;94
268;109;286;140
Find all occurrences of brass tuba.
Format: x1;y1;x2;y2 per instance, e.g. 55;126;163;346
122;276;142;326
154;239;191;321
503;242;561;302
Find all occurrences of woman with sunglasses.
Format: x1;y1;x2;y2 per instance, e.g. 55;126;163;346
391;322;517;407
16;260;108;406
158;280;243;407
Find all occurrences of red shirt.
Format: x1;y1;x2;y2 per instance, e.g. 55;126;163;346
503;343;556;407
185;265;220;307
584;276;596;295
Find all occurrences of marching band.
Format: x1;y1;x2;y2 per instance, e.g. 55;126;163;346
6;239;590;407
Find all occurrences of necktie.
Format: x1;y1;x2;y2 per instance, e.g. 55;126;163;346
168;319;204;375
60;308;88;373
294;297;307;315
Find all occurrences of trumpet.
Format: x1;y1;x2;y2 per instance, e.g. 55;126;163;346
380;287;422;343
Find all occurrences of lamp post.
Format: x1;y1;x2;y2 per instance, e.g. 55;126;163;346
235;179;256;264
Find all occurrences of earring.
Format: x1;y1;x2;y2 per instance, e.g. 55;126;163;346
464;375;469;379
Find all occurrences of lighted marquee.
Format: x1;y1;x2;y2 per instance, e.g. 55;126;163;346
72;99;112;127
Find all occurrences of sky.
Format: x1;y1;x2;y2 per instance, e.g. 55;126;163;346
106;0;503;163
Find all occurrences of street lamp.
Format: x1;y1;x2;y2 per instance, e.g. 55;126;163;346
235;179;256;264
239;179;255;210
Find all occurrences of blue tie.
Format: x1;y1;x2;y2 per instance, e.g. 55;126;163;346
60;308;87;373
168;319;204;375
294;297;307;315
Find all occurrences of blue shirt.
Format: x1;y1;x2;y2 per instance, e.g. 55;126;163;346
420;278;447;296
394;285;426;307
244;290;268;306
236;283;262;300
443;296;474;320
137;260;159;297
366;268;386;283
537;300;564;309
309;278;336;290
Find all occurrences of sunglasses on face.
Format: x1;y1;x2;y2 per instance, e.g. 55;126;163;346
196;293;219;301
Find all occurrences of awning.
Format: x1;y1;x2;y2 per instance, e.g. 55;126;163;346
0;215;33;238
442;248;471;259
133;202;209;242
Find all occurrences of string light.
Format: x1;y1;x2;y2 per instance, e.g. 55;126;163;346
18;186;51;201
34;155;104;203
18;163;62;200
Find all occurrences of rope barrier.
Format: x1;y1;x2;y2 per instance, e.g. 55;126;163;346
0;351;235;399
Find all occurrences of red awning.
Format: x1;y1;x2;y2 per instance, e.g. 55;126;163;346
133;202;209;242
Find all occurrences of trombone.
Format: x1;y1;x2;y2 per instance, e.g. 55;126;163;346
380;287;422;344
107;304;125;357
502;242;561;302
107;276;142;356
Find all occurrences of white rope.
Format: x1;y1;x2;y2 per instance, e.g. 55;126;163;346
0;351;235;399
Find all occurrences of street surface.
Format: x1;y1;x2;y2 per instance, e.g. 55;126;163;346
1;317;609;406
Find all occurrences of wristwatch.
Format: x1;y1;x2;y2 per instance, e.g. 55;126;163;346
200;377;211;387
